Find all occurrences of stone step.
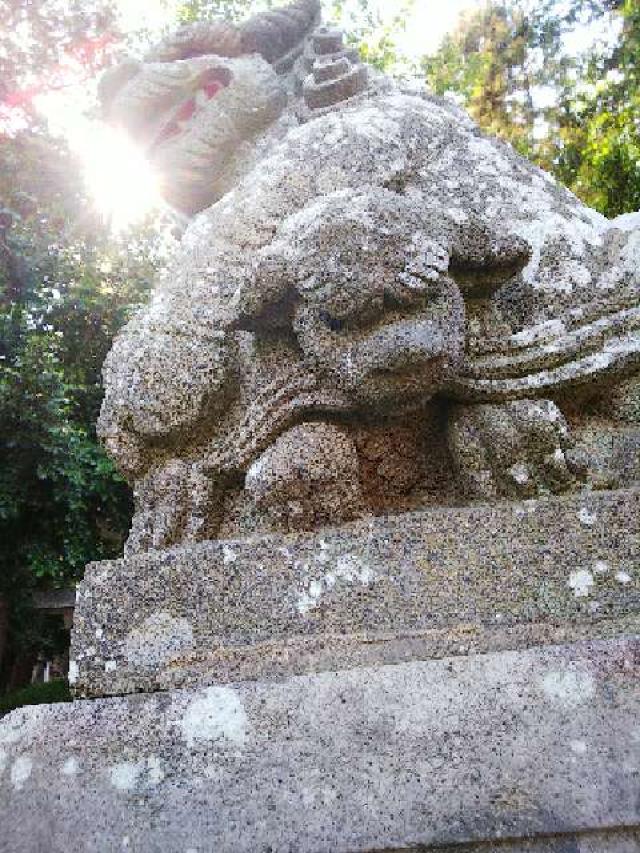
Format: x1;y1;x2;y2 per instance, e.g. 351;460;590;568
71;488;639;698
1;637;638;852
423;829;640;852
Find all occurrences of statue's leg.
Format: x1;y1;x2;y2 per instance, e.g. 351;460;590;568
126;459;221;555
448;399;582;501
244;421;365;532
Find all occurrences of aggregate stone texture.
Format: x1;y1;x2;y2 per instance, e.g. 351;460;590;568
95;0;639;554
1;637;638;853
71;487;639;698
420;828;640;852
18;4;639;848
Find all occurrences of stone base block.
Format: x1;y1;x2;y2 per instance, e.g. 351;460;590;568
1;637;639;852
71;488;640;697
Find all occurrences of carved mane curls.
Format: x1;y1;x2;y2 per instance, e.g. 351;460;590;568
146;0;321;65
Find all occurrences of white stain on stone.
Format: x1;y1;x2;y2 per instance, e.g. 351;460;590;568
10;755;33;790
593;560;609;574
61;757;79;776
615;570;632;585
297;553;375;616
68;660;79;685
509;463;529;485
146;755;164;786
125;611;194;668
568;569;594;598
95;628;104;639
0;749;7;774
0;706;45;747
178;686;248;748
222;545;237;565
109;761;144;791
317;539;331;564
105;660;117;673
570;739;588;755
541;668;596;708
578;508;596;526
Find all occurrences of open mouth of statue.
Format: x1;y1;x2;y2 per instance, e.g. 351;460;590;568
150;67;232;150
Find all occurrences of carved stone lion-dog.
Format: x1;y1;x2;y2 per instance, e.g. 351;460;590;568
97;0;640;553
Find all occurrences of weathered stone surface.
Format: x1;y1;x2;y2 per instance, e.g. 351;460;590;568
93;0;639;552
424;829;640;852
71;487;639;697
1;638;638;852
5;3;638;848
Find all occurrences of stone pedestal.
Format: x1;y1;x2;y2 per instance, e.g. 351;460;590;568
1;488;639;851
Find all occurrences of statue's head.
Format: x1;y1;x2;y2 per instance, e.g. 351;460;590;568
99;0;321;213
236;189;470;411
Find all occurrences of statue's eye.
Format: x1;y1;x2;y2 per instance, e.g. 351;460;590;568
319;310;344;333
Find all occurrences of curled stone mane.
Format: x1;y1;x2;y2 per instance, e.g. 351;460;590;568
146;0;321;65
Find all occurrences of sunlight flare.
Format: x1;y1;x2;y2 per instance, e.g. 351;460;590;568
35;90;162;231
78;123;162;230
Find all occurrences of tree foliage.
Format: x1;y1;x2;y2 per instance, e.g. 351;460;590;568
0;134;158;590
422;0;639;217
0;41;159;667
554;0;640;215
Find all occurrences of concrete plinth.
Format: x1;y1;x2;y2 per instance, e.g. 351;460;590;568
2;488;639;851
1;637;639;852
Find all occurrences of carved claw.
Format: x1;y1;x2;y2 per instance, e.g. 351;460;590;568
244;422;365;532
448;399;582;500
125;460;218;555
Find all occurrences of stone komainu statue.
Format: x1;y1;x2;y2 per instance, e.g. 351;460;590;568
98;0;640;554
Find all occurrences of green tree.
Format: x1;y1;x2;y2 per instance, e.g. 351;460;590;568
0;30;159;676
421;1;573;160
422;0;639;216
554;0;640;215
0;129;160;666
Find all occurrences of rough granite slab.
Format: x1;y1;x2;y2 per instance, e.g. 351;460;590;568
423;829;640;852
1;637;639;853
71;488;640;697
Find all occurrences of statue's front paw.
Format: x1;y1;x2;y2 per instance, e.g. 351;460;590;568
448;399;582;500
244;422;365;532
125;459;216;555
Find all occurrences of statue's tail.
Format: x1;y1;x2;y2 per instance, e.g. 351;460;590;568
452;301;640;402
241;0;321;64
